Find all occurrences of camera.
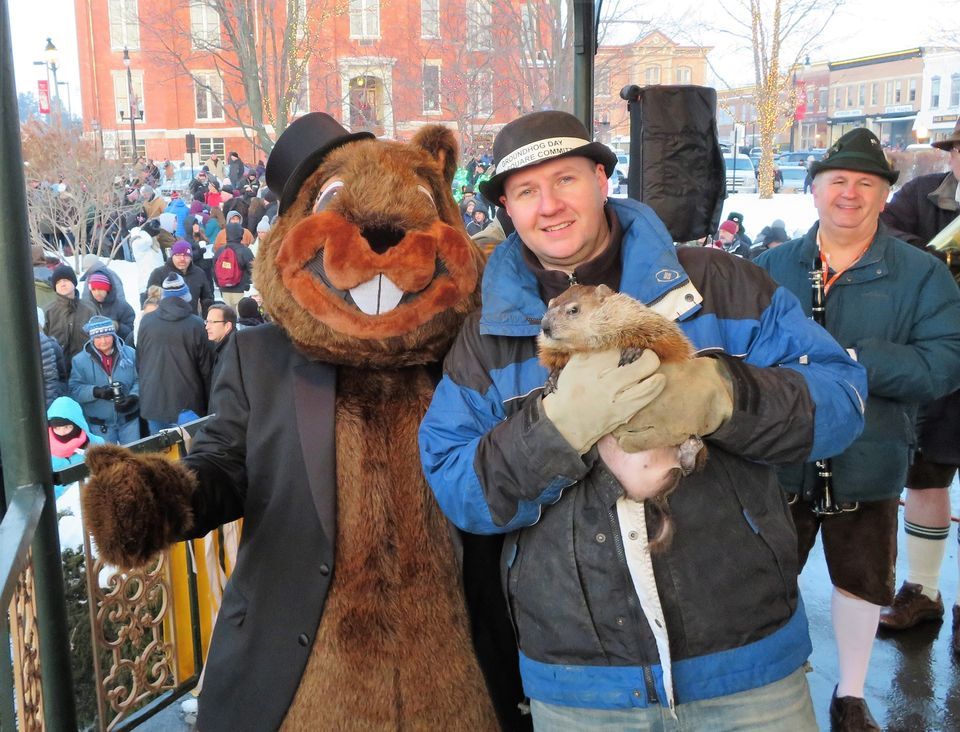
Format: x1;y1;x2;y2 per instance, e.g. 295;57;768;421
110;381;123;402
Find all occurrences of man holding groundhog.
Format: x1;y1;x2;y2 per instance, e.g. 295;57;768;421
419;110;867;729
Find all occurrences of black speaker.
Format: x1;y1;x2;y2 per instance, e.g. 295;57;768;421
185;133;197;154
620;85;726;243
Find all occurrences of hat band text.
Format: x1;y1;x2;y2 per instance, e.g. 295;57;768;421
496;136;592;175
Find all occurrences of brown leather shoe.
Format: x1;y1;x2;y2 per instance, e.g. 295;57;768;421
952;605;960;657
829;687;880;731
878;581;944;630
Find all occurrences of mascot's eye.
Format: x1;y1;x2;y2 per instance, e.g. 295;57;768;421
314;181;344;213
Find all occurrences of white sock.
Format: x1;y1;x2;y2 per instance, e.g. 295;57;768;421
832;588;880;698
904;520;948;599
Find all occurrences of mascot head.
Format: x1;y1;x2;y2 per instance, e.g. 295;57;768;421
259;113;483;368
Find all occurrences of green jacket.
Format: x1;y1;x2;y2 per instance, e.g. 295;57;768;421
756;222;960;502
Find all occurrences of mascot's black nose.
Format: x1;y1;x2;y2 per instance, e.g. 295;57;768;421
361;224;406;254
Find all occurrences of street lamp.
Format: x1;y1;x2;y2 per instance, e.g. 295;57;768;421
44;38;60;120
119;47;143;163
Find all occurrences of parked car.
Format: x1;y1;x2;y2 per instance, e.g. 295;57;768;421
616;153;630;180
778;150;825;167
778;163;808;191
723;154;757;194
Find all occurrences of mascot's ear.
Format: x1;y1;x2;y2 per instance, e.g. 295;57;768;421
412;125;459;188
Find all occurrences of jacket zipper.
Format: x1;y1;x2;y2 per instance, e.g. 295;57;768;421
608;506;660;706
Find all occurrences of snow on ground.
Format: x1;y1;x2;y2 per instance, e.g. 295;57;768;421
719;192;820;243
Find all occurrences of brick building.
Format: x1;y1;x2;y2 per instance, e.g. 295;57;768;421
594;31;710;146
73;0;556;166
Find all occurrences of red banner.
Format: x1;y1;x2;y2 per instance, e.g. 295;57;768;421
794;80;807;121
37;79;50;115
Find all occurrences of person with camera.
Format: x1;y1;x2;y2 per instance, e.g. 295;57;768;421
68;315;140;445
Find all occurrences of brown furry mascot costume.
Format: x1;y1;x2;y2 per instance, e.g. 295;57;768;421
81;113;525;731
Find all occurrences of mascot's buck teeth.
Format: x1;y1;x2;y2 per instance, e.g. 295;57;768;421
349;274;404;315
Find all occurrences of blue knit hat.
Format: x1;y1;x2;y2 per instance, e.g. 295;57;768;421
83;315;116;339
161;273;192;302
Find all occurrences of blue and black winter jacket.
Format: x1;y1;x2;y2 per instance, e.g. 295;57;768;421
419;197;867;709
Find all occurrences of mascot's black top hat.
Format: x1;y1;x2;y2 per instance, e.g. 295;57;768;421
266;113;374;213
479;110;618;202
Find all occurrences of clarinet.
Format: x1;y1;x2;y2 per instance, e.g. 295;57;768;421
808;268;856;516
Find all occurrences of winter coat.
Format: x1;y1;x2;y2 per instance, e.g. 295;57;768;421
420;197;867;710
214;242;255;293
227;158;245;187
756;222;960;501
146;261;214;317
156;229;177;260
47;396;105;496
39;332;67;408
136;297;213;423
165;198;190;238
143;194;166;221
69;339;139;432
213;223;254;252
44;293;97;370
205;216;223;245
880;171;960;465
880;172;958;247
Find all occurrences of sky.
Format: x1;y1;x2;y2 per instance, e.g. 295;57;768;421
5;0;950;118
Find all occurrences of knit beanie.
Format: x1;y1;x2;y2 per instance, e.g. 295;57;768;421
88;272;112;291
140;184;154;198
171;240;193;257
718;220;739;236
83;315;116;339
82;253;102;272
225;209;243;223
51;264;77;288
256;215;271;234
161;273;192;302
158;212;177;234
226;222;244;244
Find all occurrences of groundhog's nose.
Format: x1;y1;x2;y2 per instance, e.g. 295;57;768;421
540;319;552;338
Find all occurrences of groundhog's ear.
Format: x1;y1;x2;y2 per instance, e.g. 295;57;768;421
412;125;459;187
595;284;614;299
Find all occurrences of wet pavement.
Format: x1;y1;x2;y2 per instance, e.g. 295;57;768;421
801;476;960;731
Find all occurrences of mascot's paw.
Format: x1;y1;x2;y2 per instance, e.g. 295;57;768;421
82;444;197;568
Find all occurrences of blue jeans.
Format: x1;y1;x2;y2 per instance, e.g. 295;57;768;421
529;667;816;731
147;419;178;435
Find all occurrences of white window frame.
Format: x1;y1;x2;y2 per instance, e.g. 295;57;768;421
674;66;692;84
422;61;441;113
193;72;225;122
644;65;660;85
467;0;492;51
108;0;140;51
421;0;439;39
951;74;960;107
931;76;941;108
112;70;145;124
190;1;221;48
349;0;380;39
198;137;225;158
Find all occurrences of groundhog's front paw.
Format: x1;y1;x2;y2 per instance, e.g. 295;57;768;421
82;446;196;569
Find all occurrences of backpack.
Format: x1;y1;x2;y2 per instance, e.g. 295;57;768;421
215;245;243;288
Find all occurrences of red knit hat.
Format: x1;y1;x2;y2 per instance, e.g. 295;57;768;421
718;220;739;236
88;272;112;291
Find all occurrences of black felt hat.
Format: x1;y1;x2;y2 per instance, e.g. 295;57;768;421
265;113;374;214
808;128;899;185
479;111;618;201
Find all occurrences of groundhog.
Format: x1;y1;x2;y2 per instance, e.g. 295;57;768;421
538;283;706;551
